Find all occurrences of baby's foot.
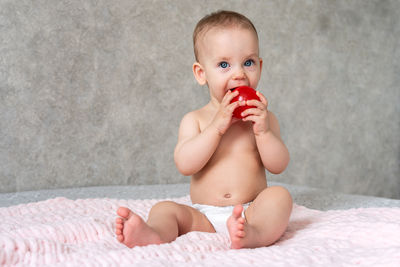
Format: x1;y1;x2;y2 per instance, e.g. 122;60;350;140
227;205;247;249
115;207;162;248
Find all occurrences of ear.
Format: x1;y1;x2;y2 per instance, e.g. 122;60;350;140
192;62;207;85
259;58;263;73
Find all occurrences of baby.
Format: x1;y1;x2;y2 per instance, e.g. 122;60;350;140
116;10;292;249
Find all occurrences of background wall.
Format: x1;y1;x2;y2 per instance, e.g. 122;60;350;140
1;0;399;198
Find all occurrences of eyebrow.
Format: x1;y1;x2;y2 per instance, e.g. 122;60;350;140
216;56;231;61
214;54;258;62
245;53;259;58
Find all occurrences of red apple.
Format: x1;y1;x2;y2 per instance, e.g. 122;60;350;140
230;86;260;119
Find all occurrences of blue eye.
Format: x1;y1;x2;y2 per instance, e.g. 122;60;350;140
244;60;254;67
219;61;229;68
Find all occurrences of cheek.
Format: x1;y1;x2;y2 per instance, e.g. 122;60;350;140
248;72;261;86
208;73;228;86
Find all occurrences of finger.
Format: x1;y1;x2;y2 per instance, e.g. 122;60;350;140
256;91;268;107
245;99;265;110
227;99;246;111
222;90;239;105
227;100;243;114
237;100;247;106
241;107;265;118
242;114;258;123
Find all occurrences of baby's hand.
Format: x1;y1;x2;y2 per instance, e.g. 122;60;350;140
241;91;270;136
211;90;244;135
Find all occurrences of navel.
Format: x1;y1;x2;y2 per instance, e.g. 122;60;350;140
224;193;232;199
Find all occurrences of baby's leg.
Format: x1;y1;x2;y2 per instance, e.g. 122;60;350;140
115;201;215;248
227;186;292;249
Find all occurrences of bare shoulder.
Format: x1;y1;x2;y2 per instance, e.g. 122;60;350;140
179;109;200;129
177;108;205;140
179;104;211;130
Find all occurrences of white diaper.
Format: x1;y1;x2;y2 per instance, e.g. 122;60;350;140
192;203;251;236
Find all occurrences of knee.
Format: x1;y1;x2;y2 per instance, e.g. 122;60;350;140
266;186;293;210
150;201;180;214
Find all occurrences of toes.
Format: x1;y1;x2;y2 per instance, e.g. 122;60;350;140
232;205;243;218
116;234;124;243
117;207;131;218
236;230;246;238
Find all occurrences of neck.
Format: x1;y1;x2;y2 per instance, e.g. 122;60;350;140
209;97;220;110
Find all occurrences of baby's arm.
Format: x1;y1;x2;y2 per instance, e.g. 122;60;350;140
255;112;290;174
242;92;289;174
174;112;222;176
174;90;242;176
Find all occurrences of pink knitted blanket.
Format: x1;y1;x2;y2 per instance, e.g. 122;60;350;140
1;196;400;266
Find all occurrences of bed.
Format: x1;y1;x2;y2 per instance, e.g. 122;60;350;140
1;182;400;266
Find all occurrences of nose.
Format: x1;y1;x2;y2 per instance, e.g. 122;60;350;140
232;66;246;80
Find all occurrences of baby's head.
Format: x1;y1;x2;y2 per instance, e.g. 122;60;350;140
193;10;259;63
192;11;262;101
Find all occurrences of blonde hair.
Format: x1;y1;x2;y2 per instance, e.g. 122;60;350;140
193;10;258;61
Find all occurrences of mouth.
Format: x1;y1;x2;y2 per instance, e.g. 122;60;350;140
229;87;238;92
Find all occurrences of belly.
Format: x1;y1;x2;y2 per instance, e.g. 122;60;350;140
190;153;267;206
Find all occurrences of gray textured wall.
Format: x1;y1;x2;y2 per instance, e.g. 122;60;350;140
1;0;399;198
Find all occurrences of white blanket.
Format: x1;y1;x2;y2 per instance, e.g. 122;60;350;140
1;196;400;266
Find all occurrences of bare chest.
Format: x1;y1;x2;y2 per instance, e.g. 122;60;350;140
215;122;257;154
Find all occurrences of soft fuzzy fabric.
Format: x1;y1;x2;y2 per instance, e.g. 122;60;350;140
1;196;400;266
